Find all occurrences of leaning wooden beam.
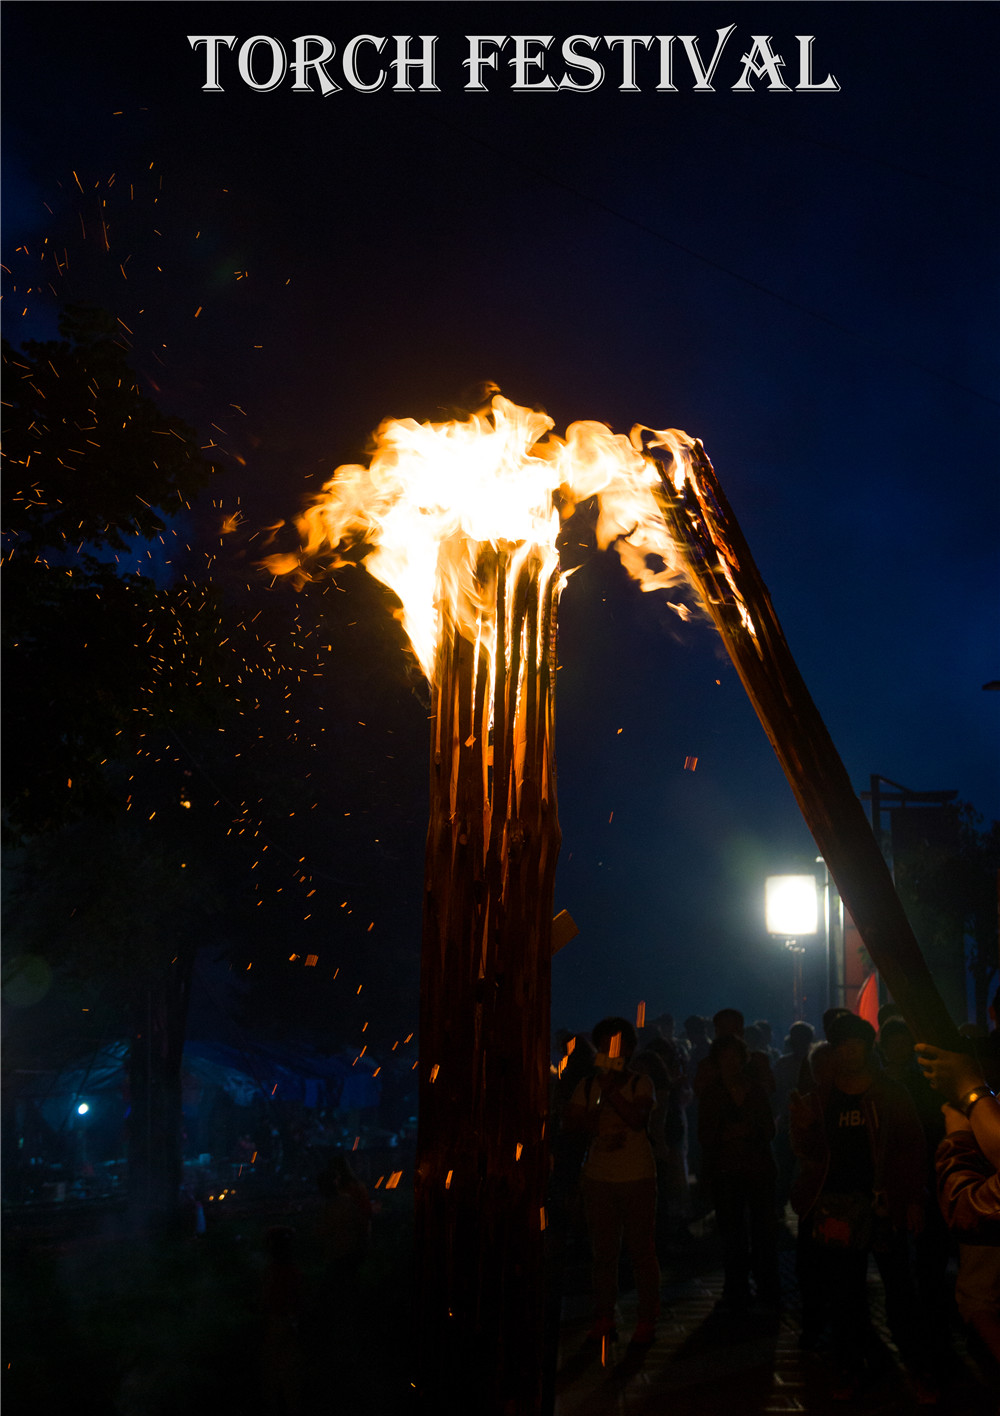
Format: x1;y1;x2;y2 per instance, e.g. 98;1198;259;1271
649;437;960;1049
414;540;560;1416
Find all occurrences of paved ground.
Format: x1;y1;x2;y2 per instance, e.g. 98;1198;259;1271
552;1220;997;1416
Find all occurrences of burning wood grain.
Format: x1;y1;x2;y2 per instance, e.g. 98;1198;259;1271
647;434;960;1048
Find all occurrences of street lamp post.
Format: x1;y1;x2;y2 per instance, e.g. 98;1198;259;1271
74;1101;91;1179
766;875;820;1022
816;856;846;1014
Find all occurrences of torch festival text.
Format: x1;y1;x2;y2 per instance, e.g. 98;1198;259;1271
188;30;840;95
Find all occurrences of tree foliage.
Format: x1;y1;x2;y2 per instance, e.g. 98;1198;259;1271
1;306;231;1222
2;305;212;555
894;803;1000;1026
2;306;428;1218
1;307;222;843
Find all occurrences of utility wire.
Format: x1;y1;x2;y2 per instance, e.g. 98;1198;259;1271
710;104;992;204
424;111;999;410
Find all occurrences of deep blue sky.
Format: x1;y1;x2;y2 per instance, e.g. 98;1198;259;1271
3;3;997;1040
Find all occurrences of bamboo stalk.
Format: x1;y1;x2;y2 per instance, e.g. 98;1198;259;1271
651;439;960;1048
415;537;561;1416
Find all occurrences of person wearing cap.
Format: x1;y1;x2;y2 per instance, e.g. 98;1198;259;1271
789;1012;936;1402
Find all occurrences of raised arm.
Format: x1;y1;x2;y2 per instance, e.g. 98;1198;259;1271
914;1042;1000;1170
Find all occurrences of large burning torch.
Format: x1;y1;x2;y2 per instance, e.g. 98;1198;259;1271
270;391;958;1414
268;394;691;1411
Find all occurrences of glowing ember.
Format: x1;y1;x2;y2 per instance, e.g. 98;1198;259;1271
266;394;713;683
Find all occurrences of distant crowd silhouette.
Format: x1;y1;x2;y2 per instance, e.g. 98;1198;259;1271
251;997;1000;1412
549;997;1000;1403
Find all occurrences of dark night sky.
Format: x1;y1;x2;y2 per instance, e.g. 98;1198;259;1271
3;3;998;1042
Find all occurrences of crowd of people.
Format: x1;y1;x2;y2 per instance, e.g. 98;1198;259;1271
548;998;1000;1403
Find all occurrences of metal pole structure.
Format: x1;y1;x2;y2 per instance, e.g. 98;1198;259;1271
649;437;961;1049
786;940;806;1021
818;857;832;1016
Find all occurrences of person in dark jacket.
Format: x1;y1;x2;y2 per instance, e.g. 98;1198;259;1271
261;1226;304;1415
790;1013;935;1401
773;1022;815;1211
316;1152;372;1332
693;1008;775;1098
699;1033;780;1310
645;1035;694;1245
549;1031;597;1240
879;1017;953;1378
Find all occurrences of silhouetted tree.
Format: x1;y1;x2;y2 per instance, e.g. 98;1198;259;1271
3;304;210;556
2;305;218;843
894;803;1000;1029
2;306;225;1225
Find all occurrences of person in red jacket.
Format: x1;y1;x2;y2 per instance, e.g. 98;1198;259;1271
936;1121;1000;1240
790;1012;936;1401
915;1039;1000;1366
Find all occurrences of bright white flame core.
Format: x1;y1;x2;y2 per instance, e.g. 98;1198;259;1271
269;395;702;680
765;875;819;938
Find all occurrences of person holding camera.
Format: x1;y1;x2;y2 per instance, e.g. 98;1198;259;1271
566;1016;660;1347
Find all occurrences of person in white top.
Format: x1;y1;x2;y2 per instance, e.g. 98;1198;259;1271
566;1016;661;1346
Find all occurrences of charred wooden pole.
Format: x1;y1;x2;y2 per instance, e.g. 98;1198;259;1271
414;540;561;1416
648;436;960;1049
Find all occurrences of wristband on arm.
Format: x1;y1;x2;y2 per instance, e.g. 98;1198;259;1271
959;1087;995;1118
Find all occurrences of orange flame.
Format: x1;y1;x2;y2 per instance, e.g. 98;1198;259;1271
266;394;703;683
